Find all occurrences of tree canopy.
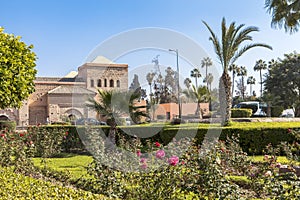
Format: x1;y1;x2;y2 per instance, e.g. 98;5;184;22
0;27;37;109
264;52;300;116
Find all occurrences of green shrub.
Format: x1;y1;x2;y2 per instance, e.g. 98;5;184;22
231;108;252;118
0;120;16;131
271;106;284;117
0;167;103;199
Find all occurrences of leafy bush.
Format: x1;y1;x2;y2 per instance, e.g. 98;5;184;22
271;106;284;117
231;108;252;118
0;120;16;131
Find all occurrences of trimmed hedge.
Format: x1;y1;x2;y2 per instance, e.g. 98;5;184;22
0;167;103;199
0;121;16;131
34;123;300;155
231;108;252;118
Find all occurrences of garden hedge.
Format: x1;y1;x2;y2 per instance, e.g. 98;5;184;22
231;108;252;118
34;123;300;155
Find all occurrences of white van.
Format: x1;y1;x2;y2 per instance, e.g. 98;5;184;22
235;101;267;117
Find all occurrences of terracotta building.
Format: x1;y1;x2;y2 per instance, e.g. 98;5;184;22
0;56;128;126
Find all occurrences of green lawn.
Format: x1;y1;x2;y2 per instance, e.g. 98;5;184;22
32;153;93;179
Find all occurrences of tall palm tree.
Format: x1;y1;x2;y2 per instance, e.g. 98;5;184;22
237;66;247;100
228;64;240;98
190;68;201;88
86;89;148;144
247;76;256;96
265;0;300;33
254;59;267;97
201;57;213;89
203;18;272;126
206;73;214;92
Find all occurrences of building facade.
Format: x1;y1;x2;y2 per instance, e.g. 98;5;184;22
0;56;128;126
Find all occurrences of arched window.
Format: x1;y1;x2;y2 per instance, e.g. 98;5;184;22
97;79;101;87
90;79;94;87
104;79;107;87
117;80;120;87
110;79;114;87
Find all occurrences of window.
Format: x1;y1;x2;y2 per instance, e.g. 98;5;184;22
117;80;120;87
90;79;94;87
110;79;114;87
104;79;107;87
97;79;101;87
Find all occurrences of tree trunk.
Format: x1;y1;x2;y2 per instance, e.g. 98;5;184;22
219;72;232;126
232;72;235;98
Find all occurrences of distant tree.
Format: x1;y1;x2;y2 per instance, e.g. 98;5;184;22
235;79;247;100
201;57;213;89
203;18;272;125
190;85;210;119
87;89;148;144
0;27;37;109
265;0;300;33
247;76;256;96
146;72;155;95
228;64;240;98
184;78;192;89
236;66;247;100
129;74;141;91
190;68;201;88
206;73;214;92
264;52;300;116
254;59;267;97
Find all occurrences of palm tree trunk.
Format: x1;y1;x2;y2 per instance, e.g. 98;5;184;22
260;70;262;97
219;72;232;126
206;66;208;90
232;71;235;98
195;77;198;88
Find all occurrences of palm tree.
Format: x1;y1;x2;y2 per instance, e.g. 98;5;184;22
190;68;201;88
86;89;148;145
228;64;240;98
184;78;192;89
247;76;256;96
254;59;267;97
206;73;214;92
191;85;210;119
265;0;300;33
203;18;272;126
201;57;213;89
237;66;247;100
146;72;155;95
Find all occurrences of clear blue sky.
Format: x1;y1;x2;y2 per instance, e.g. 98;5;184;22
1;0;300;96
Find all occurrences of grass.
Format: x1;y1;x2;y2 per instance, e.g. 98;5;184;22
32;153;93;179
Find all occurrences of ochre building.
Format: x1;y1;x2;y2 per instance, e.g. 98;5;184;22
0;56;128;126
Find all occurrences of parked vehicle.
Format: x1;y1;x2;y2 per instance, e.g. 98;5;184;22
234;101;267;117
74;118;107;125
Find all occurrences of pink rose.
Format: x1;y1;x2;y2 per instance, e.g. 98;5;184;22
137;149;141;157
156;149;165;159
140;158;147;163
168;156;179;166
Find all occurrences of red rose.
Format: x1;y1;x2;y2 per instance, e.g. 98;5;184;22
288;128;292;133
19;133;25;137
65;131;69;136
0;133;5;138
155;142;161;147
